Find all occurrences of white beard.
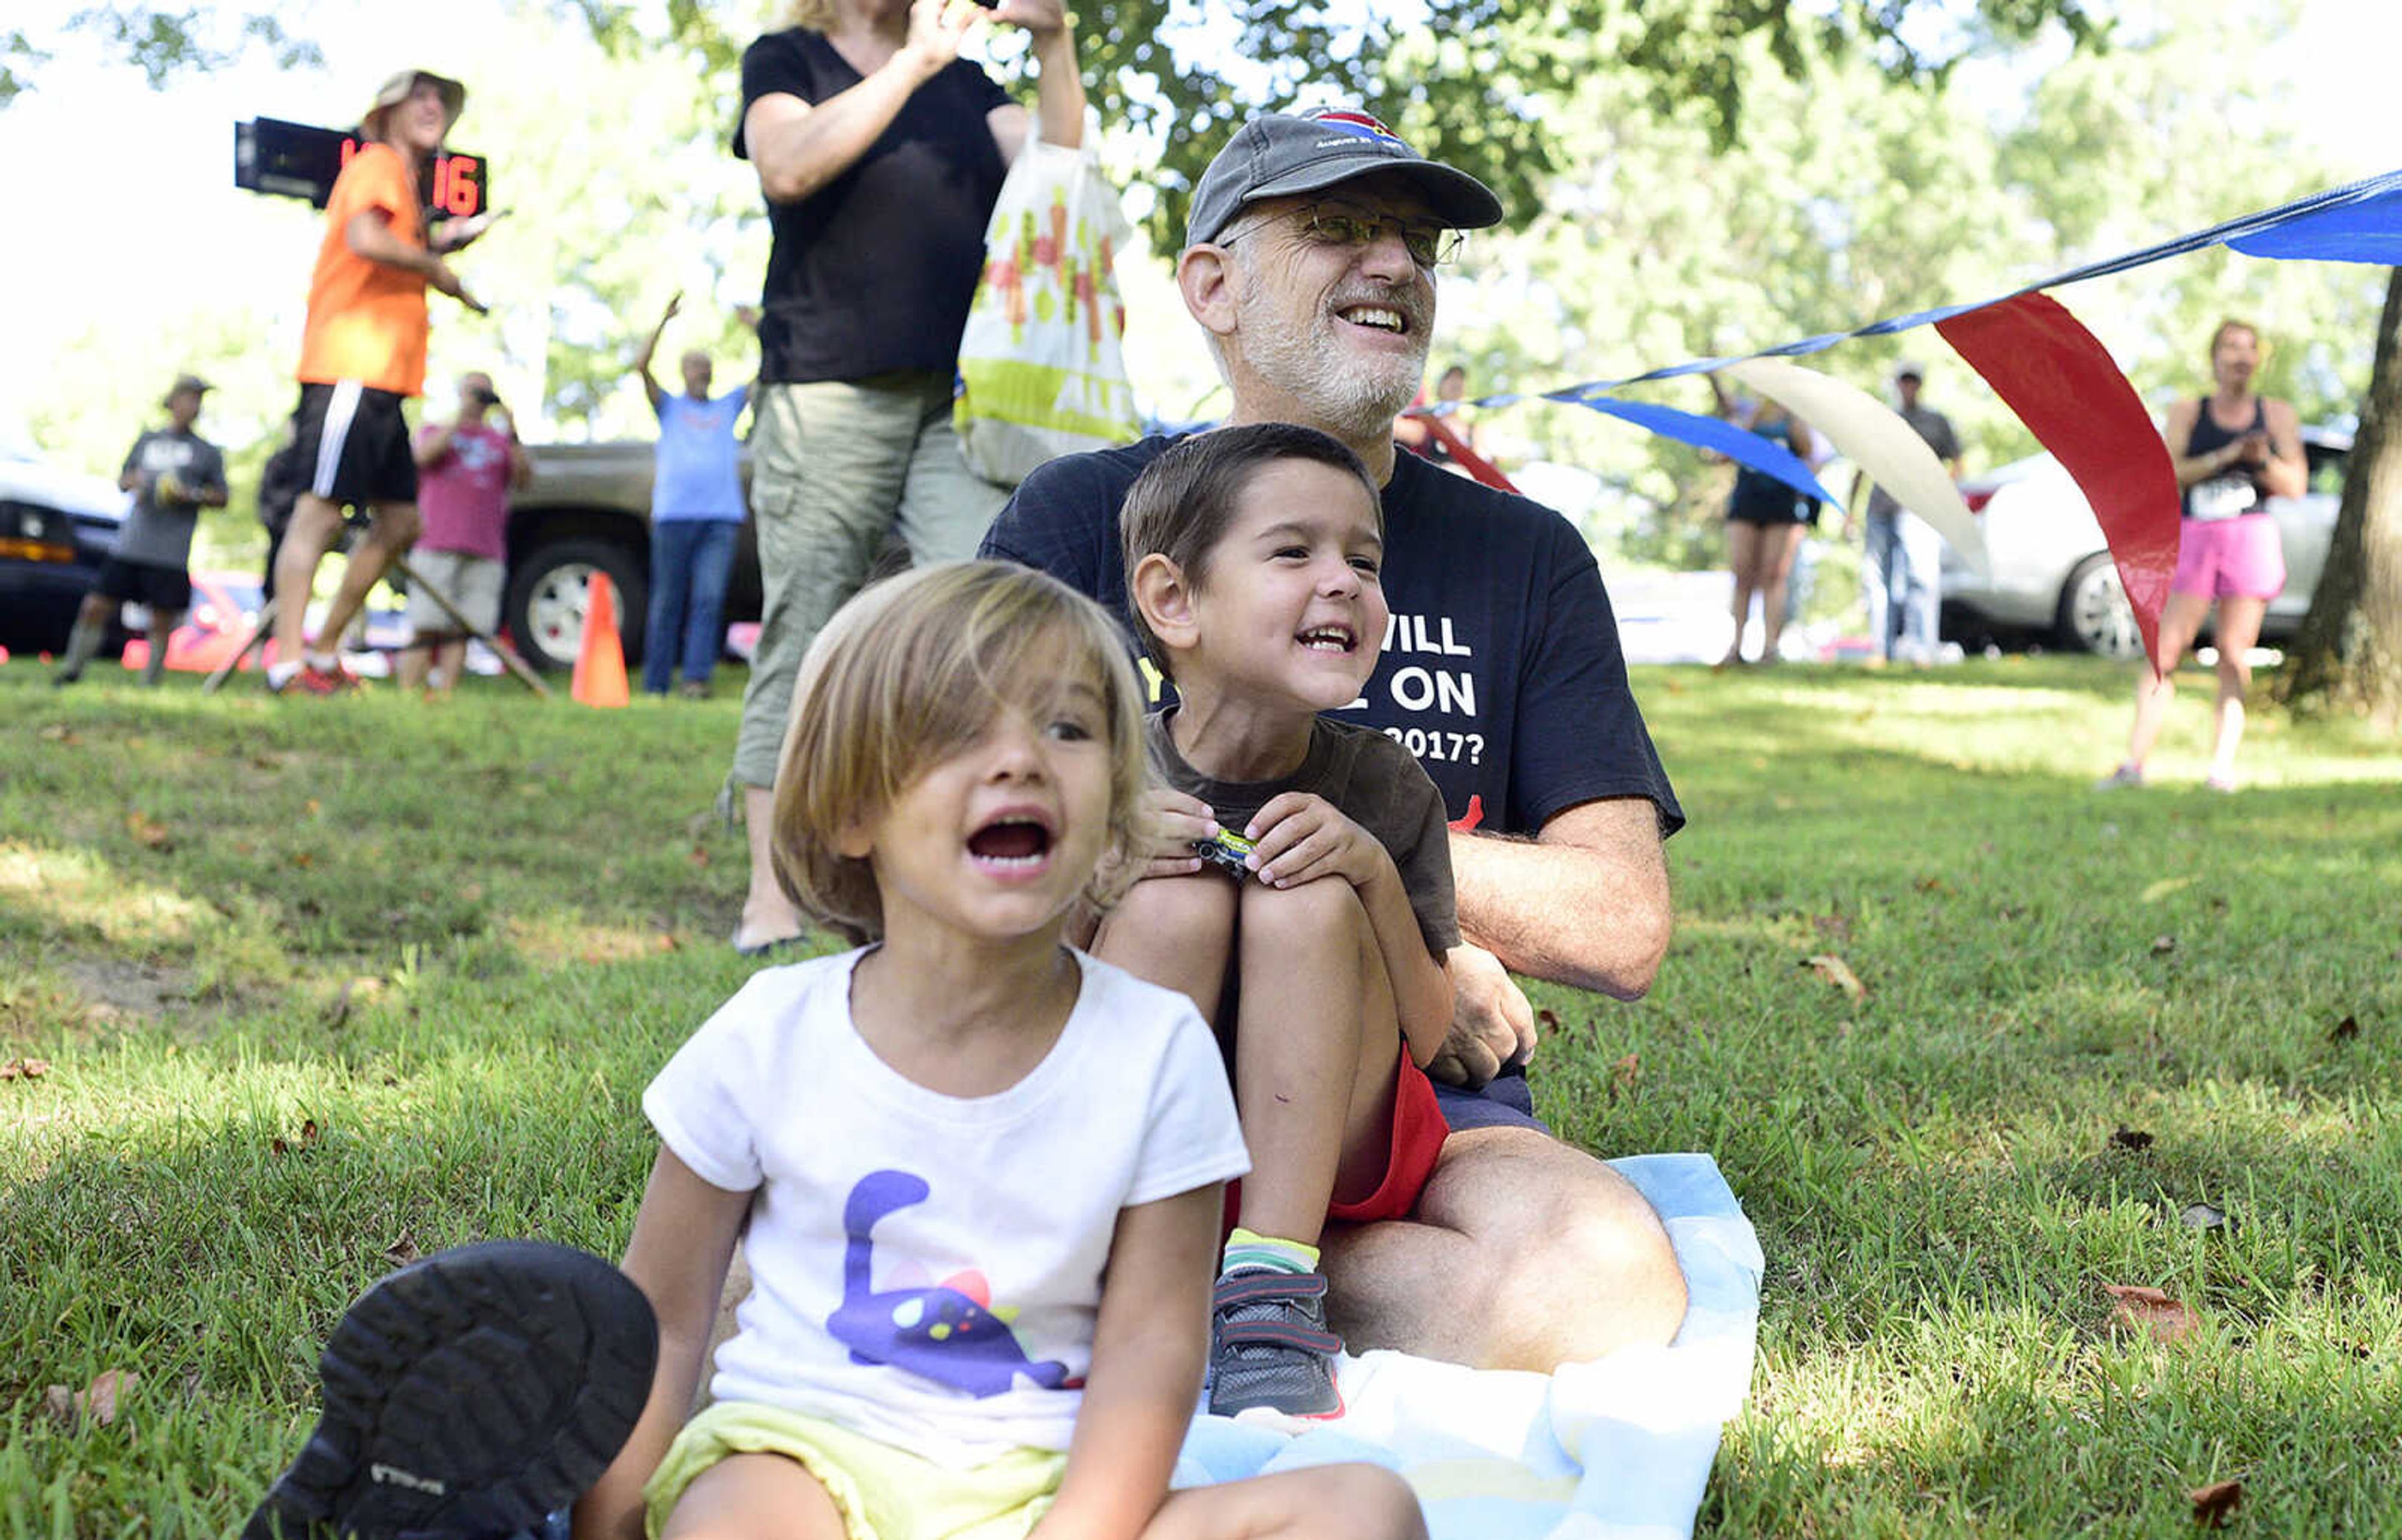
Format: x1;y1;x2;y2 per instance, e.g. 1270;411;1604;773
1235;269;1430;442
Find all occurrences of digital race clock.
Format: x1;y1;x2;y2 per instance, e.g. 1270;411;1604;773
235;117;489;220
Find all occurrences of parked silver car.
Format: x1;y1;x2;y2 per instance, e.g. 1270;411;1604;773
1939;427;2350;657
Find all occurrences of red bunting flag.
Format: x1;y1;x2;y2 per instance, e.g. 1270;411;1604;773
1936;293;2182;669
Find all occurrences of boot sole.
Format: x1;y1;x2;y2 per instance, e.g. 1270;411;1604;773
245;1240;656;1539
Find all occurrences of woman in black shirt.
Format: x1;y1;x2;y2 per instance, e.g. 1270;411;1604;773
726;0;1085;953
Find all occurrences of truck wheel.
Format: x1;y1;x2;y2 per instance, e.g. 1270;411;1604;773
2054;552;2143;659
505;539;646;673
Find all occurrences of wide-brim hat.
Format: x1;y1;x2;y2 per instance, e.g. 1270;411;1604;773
162;373;213;408
1185;108;1504;250
362;68;467;142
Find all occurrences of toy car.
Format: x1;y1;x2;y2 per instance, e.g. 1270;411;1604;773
1192;828;1257;880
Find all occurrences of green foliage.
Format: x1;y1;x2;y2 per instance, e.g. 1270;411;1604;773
1430;0;2383;565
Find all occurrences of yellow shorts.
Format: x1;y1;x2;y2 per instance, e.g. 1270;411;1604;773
644;1401;1067;1540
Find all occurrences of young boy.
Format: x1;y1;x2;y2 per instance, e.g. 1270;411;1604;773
1093;423;1457;1424
56;374;230;687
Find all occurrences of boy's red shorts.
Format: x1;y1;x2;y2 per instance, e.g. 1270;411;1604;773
1222;1051;1448;1235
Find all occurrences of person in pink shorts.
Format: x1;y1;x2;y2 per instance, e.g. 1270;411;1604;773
2101;319;2304;793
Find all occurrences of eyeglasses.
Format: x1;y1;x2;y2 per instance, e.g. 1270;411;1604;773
1224;200;1462;269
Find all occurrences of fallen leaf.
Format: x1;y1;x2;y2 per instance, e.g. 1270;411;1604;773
39;724;79;744
125;811;173;849
44;1370;134;1427
2150;935;2177;956
688;845;711;868
1535;1008;1559;1034
2191;1478;2242;1527
2141;876;2197;904
1;1058;53;1081
303;798;322;816
1800;955;1867;1000
1915;876;1947;894
300;1118;321;1147
291;851;315;869
1608;1053;1641;1095
270;1137;288;1156
2181;1202;2230;1232
383;1231;422;1266
79;1369;133;1426
2331;1014;2361;1043
2104;1283;2199;1341
2109;1127;2154;1153
1664;676;1686;694
654;931;679;952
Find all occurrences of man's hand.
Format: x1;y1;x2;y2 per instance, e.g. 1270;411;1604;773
1132;788;1216;879
428;260;486;315
429;210;502;255
1427;941;1536;1088
1246;792;1383;890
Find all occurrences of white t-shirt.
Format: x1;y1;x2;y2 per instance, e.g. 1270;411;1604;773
643;946;1249;1467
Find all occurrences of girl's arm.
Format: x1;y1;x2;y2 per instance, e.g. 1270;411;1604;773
1029;1184;1220;1540
572;1148;753;1540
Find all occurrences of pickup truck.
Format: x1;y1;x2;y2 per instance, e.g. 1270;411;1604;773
502;440;763;672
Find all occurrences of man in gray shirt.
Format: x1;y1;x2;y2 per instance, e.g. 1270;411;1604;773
1858;361;1963;664
55;374;229;687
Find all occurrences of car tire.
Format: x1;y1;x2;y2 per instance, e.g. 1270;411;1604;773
504;538;646;673
2054;552;2144;659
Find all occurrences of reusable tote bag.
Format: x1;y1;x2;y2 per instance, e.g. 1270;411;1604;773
954;133;1140;487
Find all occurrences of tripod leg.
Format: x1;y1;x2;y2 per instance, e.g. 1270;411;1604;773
203;596;277;696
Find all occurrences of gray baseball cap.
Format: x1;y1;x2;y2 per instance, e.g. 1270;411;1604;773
1185;108;1504;250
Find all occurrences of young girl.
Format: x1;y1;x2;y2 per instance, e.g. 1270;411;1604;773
577;561;1423;1539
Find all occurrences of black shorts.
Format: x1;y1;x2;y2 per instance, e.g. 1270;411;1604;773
1430;1065;1549;1134
95;557;193;612
1726;475;1808;526
291;382;417;508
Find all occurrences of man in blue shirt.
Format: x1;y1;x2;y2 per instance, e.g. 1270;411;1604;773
633;293;754;698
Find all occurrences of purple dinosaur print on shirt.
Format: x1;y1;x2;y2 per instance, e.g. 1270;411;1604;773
826;1170;1072;1397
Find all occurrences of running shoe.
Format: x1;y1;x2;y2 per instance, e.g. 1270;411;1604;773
271;663;362;697
244;1240;657;1540
1206;1270;1344;1424
2093;764;2145;791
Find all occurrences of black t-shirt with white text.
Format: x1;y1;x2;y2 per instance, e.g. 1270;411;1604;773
735;29;1010;383
982;438;1684;841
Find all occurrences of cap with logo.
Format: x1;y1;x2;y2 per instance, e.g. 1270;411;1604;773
1185;108;1504;250
162;374;214;407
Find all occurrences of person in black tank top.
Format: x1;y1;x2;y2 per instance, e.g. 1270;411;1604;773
2100;319;2306;793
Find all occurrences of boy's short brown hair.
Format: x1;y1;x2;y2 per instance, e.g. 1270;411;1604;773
1117;423;1382;678
771;561;1150;944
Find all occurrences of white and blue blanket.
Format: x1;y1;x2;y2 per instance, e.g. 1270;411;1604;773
1175;1153;1762;1540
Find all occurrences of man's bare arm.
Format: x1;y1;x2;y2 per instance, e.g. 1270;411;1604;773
1448;796;1671;1001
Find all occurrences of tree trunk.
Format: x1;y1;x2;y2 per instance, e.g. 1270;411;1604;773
2277;267;2402;728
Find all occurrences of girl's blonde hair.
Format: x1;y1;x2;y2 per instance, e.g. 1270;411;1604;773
771;561;1151;945
786;0;836;29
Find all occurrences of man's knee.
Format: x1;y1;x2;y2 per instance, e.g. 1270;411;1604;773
1423;1129;1686;1364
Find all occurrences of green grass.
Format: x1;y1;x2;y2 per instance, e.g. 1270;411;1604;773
4;656;2399;1537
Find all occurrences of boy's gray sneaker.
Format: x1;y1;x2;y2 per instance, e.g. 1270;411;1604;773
1207;1270;1344;1422
245;1240;656;1540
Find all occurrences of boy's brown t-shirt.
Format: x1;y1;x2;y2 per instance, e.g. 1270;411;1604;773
298;141;429;397
1145;711;1461;961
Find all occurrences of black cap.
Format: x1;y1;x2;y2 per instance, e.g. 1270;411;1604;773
1185;108;1504;250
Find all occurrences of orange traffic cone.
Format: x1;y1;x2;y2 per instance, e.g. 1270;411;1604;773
572;573;631;708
